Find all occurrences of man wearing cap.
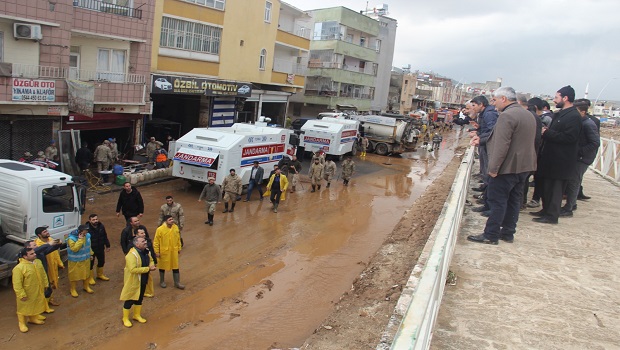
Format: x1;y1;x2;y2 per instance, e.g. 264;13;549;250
116;182;144;223
119;236;156;328
66;225;94;297
308;157;324;192
146;137;158;162
199;177;222;226
323;159;337;188
85;214;111;284
19;151;33;163
244;161;264;202
45;140;58;162
12;247;49;333
94;139;113;175
221;168;242;213
34;227;64;305
531;85;582;225
154;215;184;290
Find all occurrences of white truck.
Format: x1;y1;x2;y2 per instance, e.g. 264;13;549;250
350;113;421;155
171;123;298;185
0;160;85;284
298;117;359;160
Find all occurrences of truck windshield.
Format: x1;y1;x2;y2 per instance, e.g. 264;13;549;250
42;185;74;213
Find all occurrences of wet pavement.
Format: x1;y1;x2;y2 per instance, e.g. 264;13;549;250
0;131;464;349
432;169;620;349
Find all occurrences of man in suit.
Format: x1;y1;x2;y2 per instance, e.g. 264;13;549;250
244;161;264;202
531;86;582;224
468;87;538;245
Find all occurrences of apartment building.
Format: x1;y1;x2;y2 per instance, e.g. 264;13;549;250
149;0;310;136
0;0;154;171
289;6;397;118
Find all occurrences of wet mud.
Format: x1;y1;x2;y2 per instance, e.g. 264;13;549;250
0;131;464;349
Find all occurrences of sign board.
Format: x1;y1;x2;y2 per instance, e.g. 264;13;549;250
94;105;140;114
12;78;56;102
152;74;252;97
47;106;62;116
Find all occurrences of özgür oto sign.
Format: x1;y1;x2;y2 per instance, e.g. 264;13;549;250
12;78;56;102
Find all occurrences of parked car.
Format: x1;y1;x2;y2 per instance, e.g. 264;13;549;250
292;118;313;130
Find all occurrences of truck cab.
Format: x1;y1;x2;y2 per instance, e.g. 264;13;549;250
0;160;84;283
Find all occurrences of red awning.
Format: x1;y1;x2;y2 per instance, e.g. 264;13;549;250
62;113;142;130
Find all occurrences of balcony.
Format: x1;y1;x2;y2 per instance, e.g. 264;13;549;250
10;64;146;84
273;58;307;76
73;0;143;19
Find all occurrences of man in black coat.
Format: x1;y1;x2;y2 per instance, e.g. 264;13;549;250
120;217;157;264
531;86;582;224
561;100;600;216
116;182;144;223
75;143;93;172
85;213;111;283
574;98;600;200
244;161;265;202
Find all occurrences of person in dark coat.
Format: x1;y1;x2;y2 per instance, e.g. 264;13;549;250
85;214;111;283
75;143;93;172
116;182;144;223
244;161;265;202
561;100;600;216
469;96;499;190
120;217;157;264
574;98;600;200
531;85;582;224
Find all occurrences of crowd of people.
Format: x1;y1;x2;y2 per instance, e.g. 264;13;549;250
18;140;60;169
11;185;188;332
458;85;600;245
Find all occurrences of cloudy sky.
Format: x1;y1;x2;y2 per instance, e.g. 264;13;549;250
285;0;620;101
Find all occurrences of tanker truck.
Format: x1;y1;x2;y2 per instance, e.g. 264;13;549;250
349;113;421;155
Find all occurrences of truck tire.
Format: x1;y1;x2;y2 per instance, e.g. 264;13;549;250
0;242;23;263
337;154;344;162
350;145;358;156
375;143;389;156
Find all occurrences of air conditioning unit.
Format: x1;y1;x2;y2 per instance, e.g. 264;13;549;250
14;23;43;40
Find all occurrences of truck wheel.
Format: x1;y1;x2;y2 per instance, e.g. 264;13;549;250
351;145;358;156
375;143;389;156
337;154;344;162
0;242;23;263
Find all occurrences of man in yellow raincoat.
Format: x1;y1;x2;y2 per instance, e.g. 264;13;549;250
67;225;94;297
153;216;184;290
265;168;288;213
34;227;64;306
119;236;156;328
12;247;49;333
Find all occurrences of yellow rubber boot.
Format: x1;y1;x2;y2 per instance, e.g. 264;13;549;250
97;267;110;281
88;269;96;285
17;314;29;333
35;314;46;321
132;305;147;323
70;281;78;298
44;298;55;313
27;315;45;325
83;279;94;294
122;308;133;328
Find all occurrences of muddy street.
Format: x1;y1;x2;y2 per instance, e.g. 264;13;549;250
0;131;464;350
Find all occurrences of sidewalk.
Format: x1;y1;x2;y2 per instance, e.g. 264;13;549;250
432;170;620;349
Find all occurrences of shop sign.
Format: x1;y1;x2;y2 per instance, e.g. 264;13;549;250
12;78;56;102
94;105;140;113
47;106;62;116
152;74;252;97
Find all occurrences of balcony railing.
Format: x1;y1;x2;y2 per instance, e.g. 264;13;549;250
11;63;145;84
307;60;376;76
73;0;142;19
273;58;307;75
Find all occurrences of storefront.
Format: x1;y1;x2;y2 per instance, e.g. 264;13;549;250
149;74;252;137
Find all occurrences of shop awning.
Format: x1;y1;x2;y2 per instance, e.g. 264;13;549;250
173;147;219;167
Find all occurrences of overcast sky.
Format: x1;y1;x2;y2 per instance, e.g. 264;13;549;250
285;0;620;101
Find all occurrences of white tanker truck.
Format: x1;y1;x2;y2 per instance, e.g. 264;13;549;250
349;113;421;155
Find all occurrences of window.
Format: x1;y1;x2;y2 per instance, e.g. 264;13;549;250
160;17;222;55
69;46;80;80
259;49;267;70
264;1;272;22
97;49;126;82
360;36;366;47
42;185;74;213
182;0;225;10
375;39;381;52
313;21;341;40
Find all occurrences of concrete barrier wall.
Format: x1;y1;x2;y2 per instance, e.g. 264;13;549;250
377;146;475;350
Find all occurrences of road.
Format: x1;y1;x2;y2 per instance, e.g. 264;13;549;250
0;131;463;349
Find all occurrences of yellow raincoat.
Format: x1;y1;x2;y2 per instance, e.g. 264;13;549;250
35;237;64;289
119;247;154;301
153;223;181;271
264;174;289;201
12;258;48;316
67;235;92;281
